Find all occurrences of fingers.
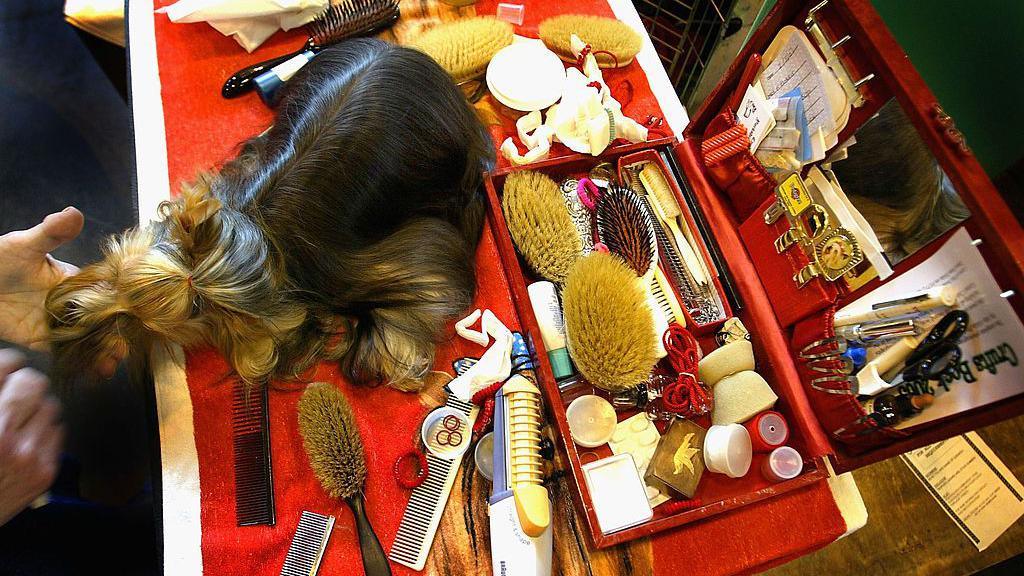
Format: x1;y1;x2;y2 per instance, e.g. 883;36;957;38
0;349;26;381
17;396;63;486
2;207;84;256
0;367;50;437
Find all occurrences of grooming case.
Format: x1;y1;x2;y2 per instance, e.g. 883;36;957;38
482;0;1024;548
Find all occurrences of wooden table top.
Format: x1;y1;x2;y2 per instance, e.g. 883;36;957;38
766;415;1024;575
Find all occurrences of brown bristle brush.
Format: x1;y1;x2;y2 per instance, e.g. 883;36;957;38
410;17;514;84
222;0;401;98
538;15;643;68
596;184;658;278
562;252;659;392
298;383;391;576
502;170;582;284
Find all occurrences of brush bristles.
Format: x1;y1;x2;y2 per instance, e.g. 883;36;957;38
596;185;657;277
640;163;681;220
538;15;643;68
308;1;400;48
298;383;367;500
562;252;658;392
410;17;514;84
502;170;582;284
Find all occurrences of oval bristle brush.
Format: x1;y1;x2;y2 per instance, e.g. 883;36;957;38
502;170;582;285
538;15;643;68
410;17;514;85
222;1;401;98
596;184;658;278
562;252;659;393
298;383;392;576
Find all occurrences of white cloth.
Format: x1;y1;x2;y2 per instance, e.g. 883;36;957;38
158;0;327;52
500;34;648;165
449;309;514;400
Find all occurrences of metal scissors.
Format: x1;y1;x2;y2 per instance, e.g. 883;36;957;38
900;310;970;385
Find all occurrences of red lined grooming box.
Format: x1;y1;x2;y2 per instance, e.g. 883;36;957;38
483;0;1024;548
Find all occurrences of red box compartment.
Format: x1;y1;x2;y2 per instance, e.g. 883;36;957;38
480;0;1024;548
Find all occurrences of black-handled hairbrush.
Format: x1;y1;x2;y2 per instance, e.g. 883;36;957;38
298;383;392;576
222;0;401;99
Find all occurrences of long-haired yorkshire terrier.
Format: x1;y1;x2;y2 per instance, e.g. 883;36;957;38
46;40;493;389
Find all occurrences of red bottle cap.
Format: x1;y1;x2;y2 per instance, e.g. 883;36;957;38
744;411;789;453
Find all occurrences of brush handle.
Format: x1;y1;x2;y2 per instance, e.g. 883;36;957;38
222;41;313;98
347;493;392;576
664;218;709;287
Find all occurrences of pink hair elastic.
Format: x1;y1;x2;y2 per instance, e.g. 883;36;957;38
577;177;601;211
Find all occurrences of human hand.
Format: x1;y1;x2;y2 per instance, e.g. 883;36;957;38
0;349;63;527
0;208;84;350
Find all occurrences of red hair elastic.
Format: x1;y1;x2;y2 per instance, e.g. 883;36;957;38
661;498;702;515
471;380;505;435
393;448;429;489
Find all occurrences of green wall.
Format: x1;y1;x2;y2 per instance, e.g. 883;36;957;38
750;0;1024;176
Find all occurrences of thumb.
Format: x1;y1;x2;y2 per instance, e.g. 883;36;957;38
6;207;84;256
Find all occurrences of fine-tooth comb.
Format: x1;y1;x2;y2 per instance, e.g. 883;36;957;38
222;0;402;98
280;511;335;576
233;382;275;526
596;184;658;278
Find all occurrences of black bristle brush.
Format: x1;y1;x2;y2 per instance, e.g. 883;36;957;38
298;382;391;576
222;1;401;98
596;184;658;277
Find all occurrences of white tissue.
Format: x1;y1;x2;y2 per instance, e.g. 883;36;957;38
158;0;328;52
449;309;514;401
500;33;648;165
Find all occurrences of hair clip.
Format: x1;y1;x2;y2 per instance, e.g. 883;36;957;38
806;356;854;374
798;336;847;360
810;374;857;395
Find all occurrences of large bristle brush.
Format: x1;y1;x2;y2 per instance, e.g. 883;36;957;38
502;170;582;284
410;17;514;84
596;184;658;278
298;383;391;576
538;15;643;69
562;252;659;392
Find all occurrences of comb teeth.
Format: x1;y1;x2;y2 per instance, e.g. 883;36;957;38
308;0;401;48
233;382;275;526
596;185;658;277
280;511;335;576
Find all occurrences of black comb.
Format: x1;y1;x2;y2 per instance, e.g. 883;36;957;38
233;381;275;526
222;0;401;98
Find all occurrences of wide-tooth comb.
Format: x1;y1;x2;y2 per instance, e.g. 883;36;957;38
222;0;401;98
596;185;658;278
280;511;335;576
233;382;275;526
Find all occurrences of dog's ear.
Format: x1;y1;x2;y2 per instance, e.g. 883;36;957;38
161;175;222;251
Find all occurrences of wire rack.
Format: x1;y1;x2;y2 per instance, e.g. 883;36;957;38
634;0;735;105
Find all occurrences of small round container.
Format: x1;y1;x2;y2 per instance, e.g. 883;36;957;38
762;446;803;483
703;424;752;478
421;407;472;459
744;411;790;453
566;395;617;448
474;432;495;481
486;41;566;112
